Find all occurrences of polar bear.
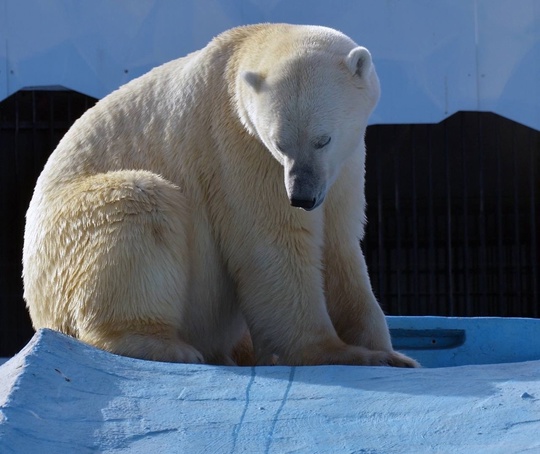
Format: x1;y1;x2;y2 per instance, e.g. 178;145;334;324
23;24;418;367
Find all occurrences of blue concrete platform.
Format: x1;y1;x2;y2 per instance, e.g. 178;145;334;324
1;317;540;453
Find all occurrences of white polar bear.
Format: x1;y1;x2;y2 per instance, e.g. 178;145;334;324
23;24;418;367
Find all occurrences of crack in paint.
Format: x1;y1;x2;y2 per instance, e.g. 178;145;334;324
229;367;256;454
265;367;296;454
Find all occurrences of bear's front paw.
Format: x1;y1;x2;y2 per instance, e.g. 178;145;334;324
371;350;420;368
295;341;419;367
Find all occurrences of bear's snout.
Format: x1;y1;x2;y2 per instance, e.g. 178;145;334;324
285;161;325;211
290;197;317;211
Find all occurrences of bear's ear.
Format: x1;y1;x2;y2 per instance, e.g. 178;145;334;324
242;71;264;92
345;46;373;79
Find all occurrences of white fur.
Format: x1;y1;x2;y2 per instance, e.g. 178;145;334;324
23;24;417;367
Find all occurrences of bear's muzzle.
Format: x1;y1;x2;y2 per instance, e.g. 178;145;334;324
290;197;317;210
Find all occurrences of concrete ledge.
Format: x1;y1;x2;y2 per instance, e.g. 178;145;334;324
1;319;540;453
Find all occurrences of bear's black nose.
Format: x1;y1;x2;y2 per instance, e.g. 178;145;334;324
290;198;317;210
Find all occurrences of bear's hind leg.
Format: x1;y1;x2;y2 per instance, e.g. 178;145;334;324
38;170;202;363
82;322;204;363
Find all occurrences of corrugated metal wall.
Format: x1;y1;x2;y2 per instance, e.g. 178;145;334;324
0;91;538;356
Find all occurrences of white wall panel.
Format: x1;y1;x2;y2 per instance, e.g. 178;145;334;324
1;0;538;129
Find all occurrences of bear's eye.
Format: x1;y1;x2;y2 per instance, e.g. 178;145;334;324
314;136;331;150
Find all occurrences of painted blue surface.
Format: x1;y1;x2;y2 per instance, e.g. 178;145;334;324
389;316;540;368
1;0;539;130
1;318;540;453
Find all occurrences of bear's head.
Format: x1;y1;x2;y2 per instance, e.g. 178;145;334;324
237;26;380;211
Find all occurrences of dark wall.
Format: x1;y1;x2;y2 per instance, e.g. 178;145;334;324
363;113;539;317
0;91;97;356
0;91;538;357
